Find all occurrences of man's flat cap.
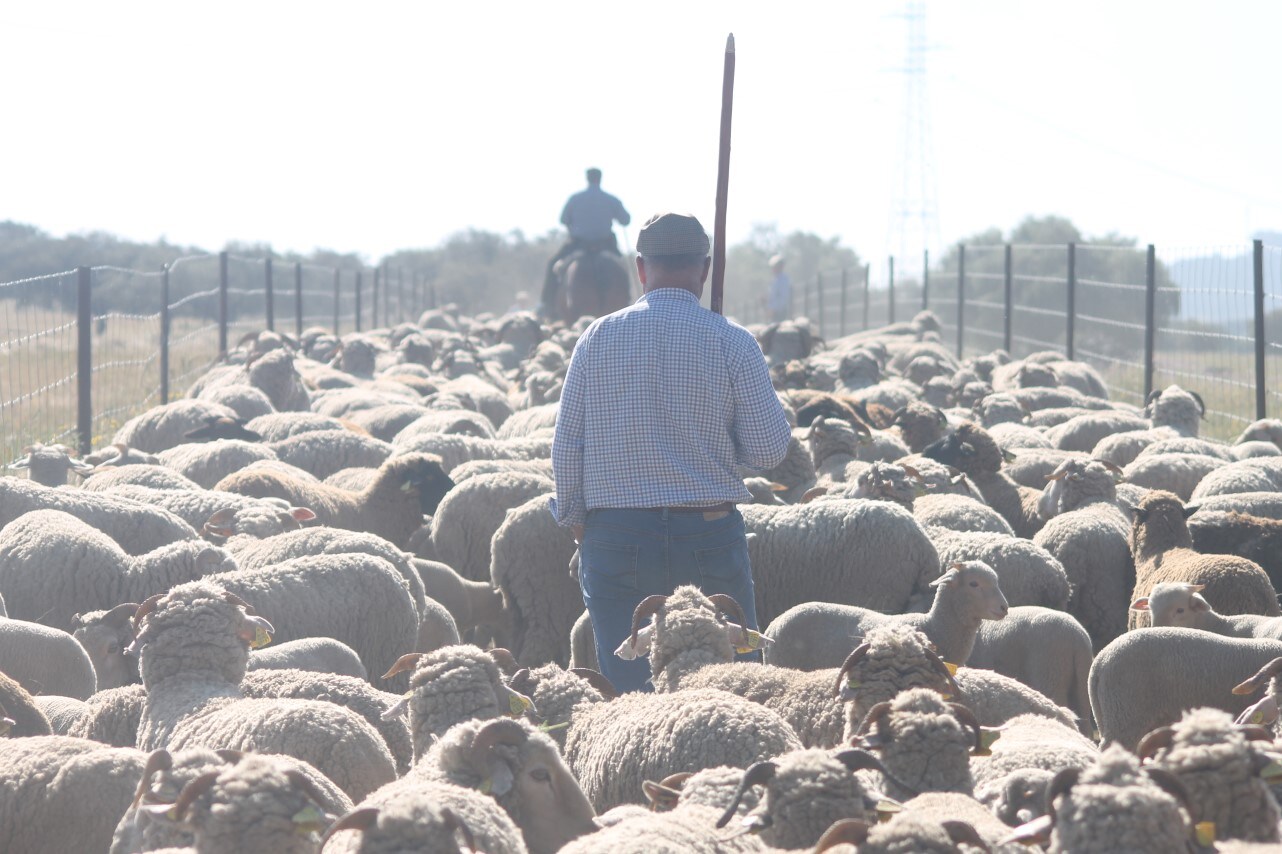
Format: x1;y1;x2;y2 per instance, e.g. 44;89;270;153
636;212;710;258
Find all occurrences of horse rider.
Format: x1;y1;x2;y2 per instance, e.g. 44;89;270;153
541;168;631;317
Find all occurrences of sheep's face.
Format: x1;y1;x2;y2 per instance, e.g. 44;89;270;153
932;561;1008;621
1135;583;1210;629
512;742;598;854
978;767;1055;826
1128;490;1195;552
389;455;454;514
922;427;1002;475
73;604;140;690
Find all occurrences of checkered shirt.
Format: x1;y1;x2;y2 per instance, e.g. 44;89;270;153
551;287;792;527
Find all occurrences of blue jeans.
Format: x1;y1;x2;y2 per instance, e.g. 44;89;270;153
578;507;759;693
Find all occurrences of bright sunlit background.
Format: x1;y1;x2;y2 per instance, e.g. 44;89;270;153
3;0;1279;261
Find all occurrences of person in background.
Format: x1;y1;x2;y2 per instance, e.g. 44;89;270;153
540;168;631;317
507;290;532;314
767;253;791;322
550;212;792;692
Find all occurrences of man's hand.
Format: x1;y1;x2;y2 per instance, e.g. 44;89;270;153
572;524;584;544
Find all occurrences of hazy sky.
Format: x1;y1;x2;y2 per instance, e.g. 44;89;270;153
4;1;1279;264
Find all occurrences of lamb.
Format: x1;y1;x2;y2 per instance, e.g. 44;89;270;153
322;786;527;854
1088;627;1282;749
1188;510;1282;590
922;422;1048;537
133;582;397;801
1191;456;1282;499
412;557;505;638
214;452;454;547
967;606;1095;733
410;717;599;853
849;689;980;800
0;477;198;556
203;553;421;691
1032;457;1134;648
0;615;99;699
1137;707;1281;844
1003;745;1195;853
923;528;1071;610
6;442;94;485
129;752;338;854
1134;582;1282;640
740;498;941;626
0;735;147;854
378;645;534;760
1127;490;1279;630
763;560;1009;670
0;509;234;632
112;398;242;453
836;625;1079;735
490;494;582;666
429;470;554;583
712;748;901;851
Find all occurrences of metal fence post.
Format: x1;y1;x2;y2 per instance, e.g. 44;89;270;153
1003;243;1013;352
372;269;379;331
803;274;810;318
332;269;341;334
264;256;274;331
922;250;930;310
816;273;825;339
888;256;896;324
355;272;363;333
956;245;966;359
218;251;229;357
76;266;92;455
160;264;170;405
1254;239;1266;420
839;268;849;337
294;262;303;337
862;262;871;330
1066;242;1076;360
1143;244;1157;399
397;267;405;325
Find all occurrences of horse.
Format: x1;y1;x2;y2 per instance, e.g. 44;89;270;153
552;249;631;324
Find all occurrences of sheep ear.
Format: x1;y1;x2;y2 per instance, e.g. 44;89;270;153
814;819;871;850
1002;814;1054;847
769;482;789;492
1130;597;1150;611
290;507;316;522
1181;504;1198;519
800;486;828;503
642;780;683;811
202;508;237;538
1190;594;1211;613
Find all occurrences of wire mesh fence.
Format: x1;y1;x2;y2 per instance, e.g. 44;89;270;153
4;239;1281;460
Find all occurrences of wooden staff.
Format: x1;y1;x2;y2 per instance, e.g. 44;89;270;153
710;33;735;315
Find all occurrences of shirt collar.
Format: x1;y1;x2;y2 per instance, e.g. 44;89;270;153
638;288;701;305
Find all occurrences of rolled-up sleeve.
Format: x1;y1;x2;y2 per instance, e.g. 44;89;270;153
551;334;592;526
728;333;792;470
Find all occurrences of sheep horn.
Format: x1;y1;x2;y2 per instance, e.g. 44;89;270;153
321;807;380;844
1237;724;1275;743
170;770;221;820
130;749;173;808
283;769;332;814
132;594;166;630
103;602;141;630
569;668;619;700
215;749;245;764
814;819;872;851
508;669;533;696
1232;657;1282;695
628;595;669;652
941;821;990;853
706;594;747;629
853;701;895;740
470;718;529;757
1136;727;1176;761
1143;767;1192;814
835;643;871;698
800;486;828;503
220;591;258;616
947;703;984;752
381;653;426;681
487;648;519;675
1045;767;1081;821
1146;389;1162;404
440;807;477;853
1191;390;1207;417
923;646;963;698
715;761;777;829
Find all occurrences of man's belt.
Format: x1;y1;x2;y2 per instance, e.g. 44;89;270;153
625;502;736;514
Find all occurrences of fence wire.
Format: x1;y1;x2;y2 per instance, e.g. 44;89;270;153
1267;244;1282;425
89;266;163;448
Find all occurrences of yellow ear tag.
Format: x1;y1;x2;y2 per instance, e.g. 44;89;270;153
508;692;533;716
251;626;272;649
1250;709;1269;726
943;661;959;675
735;629;768;655
478;778;493;795
1194;822;1216;845
975;729;1002;756
876;799;901;822
291;804;327;834
1258;760;1282;783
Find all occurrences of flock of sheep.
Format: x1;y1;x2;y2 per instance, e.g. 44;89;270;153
4;304;1282;853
